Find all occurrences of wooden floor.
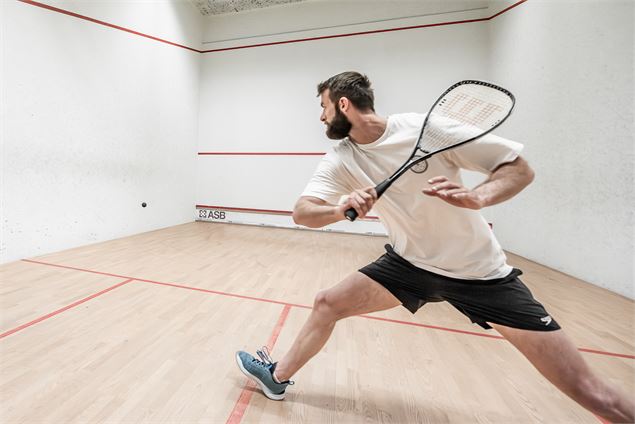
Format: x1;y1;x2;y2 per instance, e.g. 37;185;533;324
1;222;633;423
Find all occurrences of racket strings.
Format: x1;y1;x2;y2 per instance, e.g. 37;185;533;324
457;98;484;117
438;92;466;110
419;85;512;152
422;122;480;151
473;103;504;123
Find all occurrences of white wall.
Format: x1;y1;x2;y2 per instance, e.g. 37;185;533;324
1;0;203;263
3;0;631;297
196;1;491;234
197;0;634;298
486;0;634;297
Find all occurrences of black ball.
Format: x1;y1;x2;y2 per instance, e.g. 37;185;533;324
141;202;147;208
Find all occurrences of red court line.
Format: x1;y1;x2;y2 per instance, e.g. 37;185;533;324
360;314;504;340
201;0;528;53
226;305;292;424
20;259;309;309
22;259;136;279
137;279;310;310
203;17;487;53
0;279;133;340
594;414;611;424
198;152;326;156
19;259;635;360
195;204;380;221
267;305;292;349
17;0;201;53
18;0;527;55
487;0;528;20
579;348;635;361
197;205;293;216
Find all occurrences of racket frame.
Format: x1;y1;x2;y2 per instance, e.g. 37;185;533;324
346;80;515;221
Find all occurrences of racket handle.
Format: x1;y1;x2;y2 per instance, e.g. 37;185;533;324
375;179;391;197
344;208;358;222
344;179;392;222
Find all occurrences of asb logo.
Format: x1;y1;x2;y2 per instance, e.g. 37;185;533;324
198;209;226;220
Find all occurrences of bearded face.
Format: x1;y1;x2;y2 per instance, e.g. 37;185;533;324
325;104;352;140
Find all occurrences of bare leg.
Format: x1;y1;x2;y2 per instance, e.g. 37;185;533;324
491;323;634;423
274;272;401;381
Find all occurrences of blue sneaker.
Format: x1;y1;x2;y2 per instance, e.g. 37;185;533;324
235;347;294;400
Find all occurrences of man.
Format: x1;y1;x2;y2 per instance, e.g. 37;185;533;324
236;71;634;422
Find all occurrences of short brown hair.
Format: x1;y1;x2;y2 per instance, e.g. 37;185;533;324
317;71;375;112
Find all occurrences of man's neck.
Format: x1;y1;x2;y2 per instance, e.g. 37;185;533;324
348;113;388;145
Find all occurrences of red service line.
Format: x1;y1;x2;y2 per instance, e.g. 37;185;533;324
18;258;635;360
196;204;380;221
0;279;133;340
226;305;291;424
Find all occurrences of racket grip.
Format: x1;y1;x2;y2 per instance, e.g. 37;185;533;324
344;179;391;222
344;208;359;222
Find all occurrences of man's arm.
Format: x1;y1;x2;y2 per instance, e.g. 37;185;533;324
422;156;535;209
293;187;377;228
292;197;341;228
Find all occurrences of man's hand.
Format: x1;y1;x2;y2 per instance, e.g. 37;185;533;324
422;176;484;210
292;187;377;228
422;157;535;210
337;186;378;219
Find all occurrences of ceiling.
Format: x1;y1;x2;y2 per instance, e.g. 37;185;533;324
189;0;309;16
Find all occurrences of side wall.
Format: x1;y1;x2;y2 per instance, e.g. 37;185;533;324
487;0;634;297
1;0;203;262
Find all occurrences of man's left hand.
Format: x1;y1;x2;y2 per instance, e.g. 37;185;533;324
422;176;484;210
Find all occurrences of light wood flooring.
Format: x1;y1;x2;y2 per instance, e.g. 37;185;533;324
1;222;633;423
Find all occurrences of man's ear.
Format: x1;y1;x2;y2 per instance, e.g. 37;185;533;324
338;97;350;113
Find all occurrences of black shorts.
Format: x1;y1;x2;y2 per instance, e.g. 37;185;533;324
359;245;560;332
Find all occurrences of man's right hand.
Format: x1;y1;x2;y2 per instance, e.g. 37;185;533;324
337;187;377;220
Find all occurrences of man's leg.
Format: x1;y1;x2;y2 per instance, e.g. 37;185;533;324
273;271;401;381
490;323;634;423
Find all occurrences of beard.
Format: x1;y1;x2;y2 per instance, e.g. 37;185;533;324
325;107;352;140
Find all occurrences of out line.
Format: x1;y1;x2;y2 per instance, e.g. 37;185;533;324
18;0;528;54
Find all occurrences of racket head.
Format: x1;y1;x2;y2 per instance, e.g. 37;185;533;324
347;80;515;220
412;80;515;161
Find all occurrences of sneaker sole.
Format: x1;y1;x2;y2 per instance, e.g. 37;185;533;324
235;352;286;401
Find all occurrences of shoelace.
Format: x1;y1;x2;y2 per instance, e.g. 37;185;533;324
256;346;274;365
254;346;294;385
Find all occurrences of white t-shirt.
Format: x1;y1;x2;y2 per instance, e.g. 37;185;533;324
301;113;523;280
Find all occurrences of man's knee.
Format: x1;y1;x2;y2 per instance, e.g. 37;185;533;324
313;289;347;321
